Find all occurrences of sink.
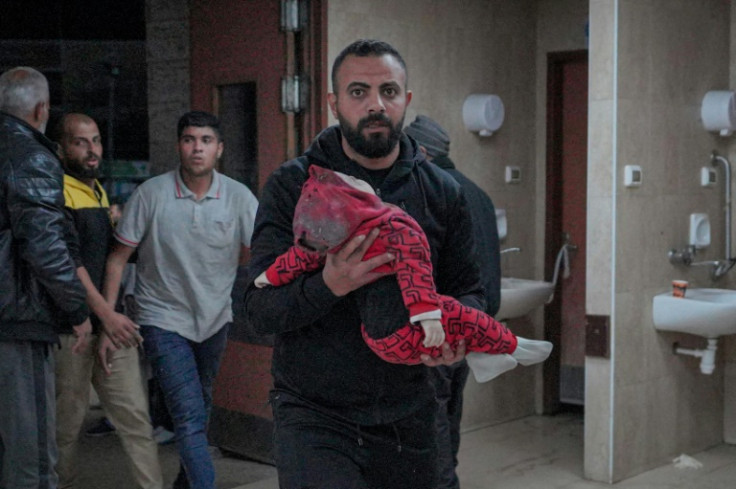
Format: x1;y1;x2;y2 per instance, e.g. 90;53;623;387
496;277;555;320
652;288;736;338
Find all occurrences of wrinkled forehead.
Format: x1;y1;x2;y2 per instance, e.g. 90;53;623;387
334;54;407;92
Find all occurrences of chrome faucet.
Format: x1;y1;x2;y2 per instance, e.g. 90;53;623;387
669;152;736;279
500;247;521;254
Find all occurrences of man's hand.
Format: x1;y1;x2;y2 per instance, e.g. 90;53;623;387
97;333;118;376
420;319;445;348
420;339;466;367
322;228;394;297
71;318;92;354
101;310;142;349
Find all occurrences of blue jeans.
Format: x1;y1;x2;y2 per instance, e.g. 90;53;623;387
140;324;230;489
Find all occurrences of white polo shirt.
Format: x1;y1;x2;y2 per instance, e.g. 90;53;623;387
115;169;258;342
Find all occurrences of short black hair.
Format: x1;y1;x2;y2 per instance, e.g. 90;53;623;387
331;39;408;92
177;111;223;141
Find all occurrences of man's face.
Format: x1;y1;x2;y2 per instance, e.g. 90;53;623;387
328;54;412;159
60;119;103;180
177;126;223;179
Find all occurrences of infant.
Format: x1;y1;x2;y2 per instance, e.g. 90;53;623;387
255;165;552;382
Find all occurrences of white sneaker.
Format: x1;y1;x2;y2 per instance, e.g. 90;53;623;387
466;352;518;383
152;425;175;445
512;337;553;366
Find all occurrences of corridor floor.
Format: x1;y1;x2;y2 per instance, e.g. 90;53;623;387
78;409;736;488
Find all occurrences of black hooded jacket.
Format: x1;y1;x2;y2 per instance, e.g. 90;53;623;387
244;125;484;425
431;155;501;316
0;111;89;343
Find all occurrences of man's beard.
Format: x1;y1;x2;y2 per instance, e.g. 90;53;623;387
338;112;404;159
64;157;100;180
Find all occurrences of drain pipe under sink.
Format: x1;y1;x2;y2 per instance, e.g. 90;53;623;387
673;339;718;374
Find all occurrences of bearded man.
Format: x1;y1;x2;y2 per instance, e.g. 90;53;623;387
54;113;163;489
244;39;483;489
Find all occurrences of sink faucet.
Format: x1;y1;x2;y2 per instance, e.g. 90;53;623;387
668;152;736;279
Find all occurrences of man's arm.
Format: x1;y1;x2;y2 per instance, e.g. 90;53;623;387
9;154;89;324
244;164;391;336
436;190;486;311
102;241;139;347
421;184;482;367
77;265;141;347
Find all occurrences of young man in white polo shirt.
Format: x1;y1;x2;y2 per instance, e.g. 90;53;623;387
102;111;258;489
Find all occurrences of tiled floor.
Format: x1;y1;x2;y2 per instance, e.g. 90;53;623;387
79;408;736;488
234;411;736;489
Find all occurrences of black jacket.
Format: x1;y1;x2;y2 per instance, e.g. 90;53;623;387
432;155;501;316
244;125;484;425
0;112;89;343
59;175;113;334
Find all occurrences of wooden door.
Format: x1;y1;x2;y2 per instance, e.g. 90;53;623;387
544;51;588;412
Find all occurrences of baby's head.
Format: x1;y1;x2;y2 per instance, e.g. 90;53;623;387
292;166;384;254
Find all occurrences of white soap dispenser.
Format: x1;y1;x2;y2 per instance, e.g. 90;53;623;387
689;213;711;249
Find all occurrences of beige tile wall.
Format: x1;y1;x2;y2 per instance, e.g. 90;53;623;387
587;0;732;482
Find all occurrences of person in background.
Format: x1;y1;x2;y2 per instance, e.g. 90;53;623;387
404;114;502;489
244;39;474;489
0;66;91;489
103;110;259;489
53;113;163;489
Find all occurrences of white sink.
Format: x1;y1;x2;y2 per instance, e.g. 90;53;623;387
652;288;736;339
496;277;555;320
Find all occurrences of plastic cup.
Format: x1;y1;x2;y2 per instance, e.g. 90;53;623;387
672;280;688;298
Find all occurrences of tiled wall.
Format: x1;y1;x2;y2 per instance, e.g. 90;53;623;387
587;0;732;482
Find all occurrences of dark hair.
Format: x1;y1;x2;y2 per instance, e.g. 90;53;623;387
331;39;408;92
177;111;223;141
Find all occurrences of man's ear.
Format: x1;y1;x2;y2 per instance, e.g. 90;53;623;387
32;101;47;128
327;93;338;119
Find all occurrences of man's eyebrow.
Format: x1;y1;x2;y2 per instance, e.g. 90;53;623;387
346;81;370;90
380;81;401;90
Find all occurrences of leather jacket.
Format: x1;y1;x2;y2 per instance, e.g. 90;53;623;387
0;111;89;343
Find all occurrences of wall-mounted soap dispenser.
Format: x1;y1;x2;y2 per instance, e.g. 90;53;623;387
689;213;711;249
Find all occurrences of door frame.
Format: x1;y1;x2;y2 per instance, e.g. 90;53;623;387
543;49;588;414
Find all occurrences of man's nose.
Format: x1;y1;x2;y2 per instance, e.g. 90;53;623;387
366;92;386;113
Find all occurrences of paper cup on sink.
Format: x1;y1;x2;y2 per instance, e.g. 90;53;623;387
672;280;688;298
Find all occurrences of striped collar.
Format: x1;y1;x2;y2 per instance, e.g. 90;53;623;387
174;168;222;200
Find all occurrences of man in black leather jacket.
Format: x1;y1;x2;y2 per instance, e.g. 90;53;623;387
244;40;477;489
0;66;91;489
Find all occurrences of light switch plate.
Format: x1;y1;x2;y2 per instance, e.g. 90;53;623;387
624;165;642;187
505;166;521;184
701;167;717;187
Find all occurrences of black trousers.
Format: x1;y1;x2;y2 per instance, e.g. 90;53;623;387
431;360;470;489
270;390;439;489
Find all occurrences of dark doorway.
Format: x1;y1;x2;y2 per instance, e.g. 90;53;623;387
217;82;259;193
544;50;589;413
